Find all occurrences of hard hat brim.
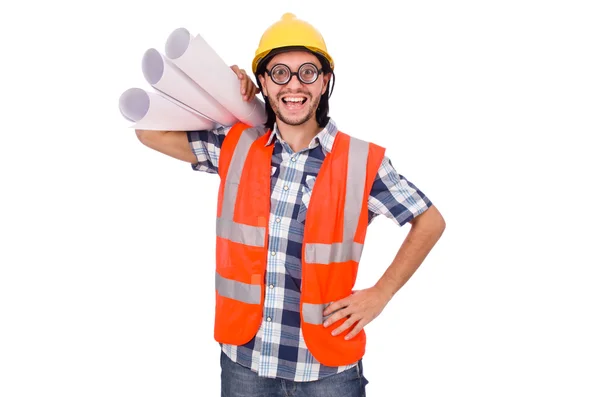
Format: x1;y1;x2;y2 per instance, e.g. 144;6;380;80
253;45;334;74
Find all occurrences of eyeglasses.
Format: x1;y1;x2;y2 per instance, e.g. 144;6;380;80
265;63;323;85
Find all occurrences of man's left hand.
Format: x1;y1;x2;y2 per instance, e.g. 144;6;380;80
322;286;392;340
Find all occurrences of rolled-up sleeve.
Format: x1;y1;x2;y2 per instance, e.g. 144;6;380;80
186;125;231;174
368;156;432;226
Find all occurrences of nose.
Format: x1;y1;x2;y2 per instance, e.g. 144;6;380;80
285;73;303;89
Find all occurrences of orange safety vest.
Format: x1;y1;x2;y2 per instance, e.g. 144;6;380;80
213;122;386;367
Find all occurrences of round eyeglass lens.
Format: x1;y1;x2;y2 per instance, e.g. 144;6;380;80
298;63;319;84
271;64;291;84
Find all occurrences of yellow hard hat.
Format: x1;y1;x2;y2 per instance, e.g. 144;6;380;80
252;13;334;74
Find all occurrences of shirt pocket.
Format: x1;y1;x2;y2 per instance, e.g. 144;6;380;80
297;175;316;224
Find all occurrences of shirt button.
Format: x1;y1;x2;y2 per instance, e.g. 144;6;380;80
275;218;281;223
271;251;276;256
269;284;274;289
291;157;297;162
266;317;272;322
283;185;289;191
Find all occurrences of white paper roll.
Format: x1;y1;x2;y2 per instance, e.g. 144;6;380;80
164;28;267;127
118;87;216;131
142;48;238;127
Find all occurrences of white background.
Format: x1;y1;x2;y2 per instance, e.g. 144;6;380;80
1;0;599;396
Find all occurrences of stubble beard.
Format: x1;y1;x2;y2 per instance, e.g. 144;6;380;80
269;93;320;126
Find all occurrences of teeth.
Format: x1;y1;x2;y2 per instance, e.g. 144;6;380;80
283;97;304;103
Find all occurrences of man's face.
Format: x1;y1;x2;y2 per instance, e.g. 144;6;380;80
258;50;330;127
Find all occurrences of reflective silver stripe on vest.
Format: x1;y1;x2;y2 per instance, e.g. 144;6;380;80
215;272;261;305
217;127;265;247
216;218;264;247
303;302;344;325
343;137;369;240
304;241;364;264
304;137;370;264
303;302;326;325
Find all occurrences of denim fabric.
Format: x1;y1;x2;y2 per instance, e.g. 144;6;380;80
220;351;369;397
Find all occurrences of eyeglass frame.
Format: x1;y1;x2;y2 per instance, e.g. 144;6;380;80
264;62;324;85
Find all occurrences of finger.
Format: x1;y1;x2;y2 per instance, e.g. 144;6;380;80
239;74;248;96
245;80;254;99
323;310;340;323
232;65;246;97
331;315;358;336
247;79;258;99
344;319;367;340
323;307;350;328
323;298;350;317
245;82;255;99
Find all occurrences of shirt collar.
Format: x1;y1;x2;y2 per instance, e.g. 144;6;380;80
265;118;339;154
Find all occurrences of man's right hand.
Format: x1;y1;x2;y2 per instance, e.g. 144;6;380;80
231;65;259;102
135;64;258;163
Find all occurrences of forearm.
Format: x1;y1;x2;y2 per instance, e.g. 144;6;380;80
374;205;446;300
135;129;197;163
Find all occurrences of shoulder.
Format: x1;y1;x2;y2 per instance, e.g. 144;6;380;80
220;122;269;150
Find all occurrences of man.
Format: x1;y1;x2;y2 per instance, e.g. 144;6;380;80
136;13;445;397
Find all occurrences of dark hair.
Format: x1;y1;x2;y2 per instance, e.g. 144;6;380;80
254;47;335;131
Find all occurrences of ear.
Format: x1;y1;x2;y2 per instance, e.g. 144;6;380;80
321;73;332;96
258;74;268;97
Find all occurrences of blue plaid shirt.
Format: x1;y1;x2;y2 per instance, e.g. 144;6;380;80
187;118;432;382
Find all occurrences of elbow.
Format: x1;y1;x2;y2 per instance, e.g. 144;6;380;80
438;215;446;238
430;205;446;234
434;206;446;231
433;207;446;239
135;129;163;148
135;129;150;145
413;205;446;238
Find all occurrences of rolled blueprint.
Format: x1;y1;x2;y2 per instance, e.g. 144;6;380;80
164;28;267;127
142;48;238;127
119;87;216;131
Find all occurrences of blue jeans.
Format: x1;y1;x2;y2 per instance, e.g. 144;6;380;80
220;351;369;397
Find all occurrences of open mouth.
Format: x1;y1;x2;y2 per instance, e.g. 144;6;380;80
281;96;308;109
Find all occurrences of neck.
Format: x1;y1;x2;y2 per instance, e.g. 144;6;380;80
276;118;321;153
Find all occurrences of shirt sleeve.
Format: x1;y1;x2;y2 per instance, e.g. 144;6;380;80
367;156;433;226
186;125;231;174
